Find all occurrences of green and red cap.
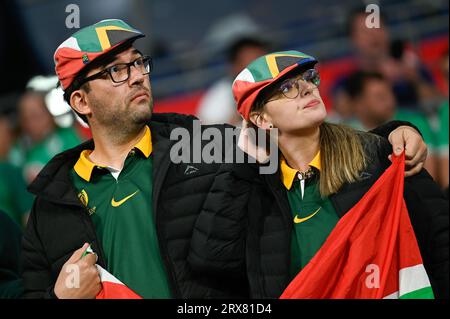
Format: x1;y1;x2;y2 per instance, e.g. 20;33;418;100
232;50;318;120
54;19;145;90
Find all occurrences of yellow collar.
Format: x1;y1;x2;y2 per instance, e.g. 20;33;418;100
280;151;321;190
74;125;152;182
133;125;152;158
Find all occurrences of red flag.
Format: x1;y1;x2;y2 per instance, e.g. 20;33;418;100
280;153;433;299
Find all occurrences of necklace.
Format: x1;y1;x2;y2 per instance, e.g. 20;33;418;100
297;167;316;199
297;167;315;181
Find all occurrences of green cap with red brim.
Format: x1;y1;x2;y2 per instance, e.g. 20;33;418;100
54;19;145;90
232;50;318;120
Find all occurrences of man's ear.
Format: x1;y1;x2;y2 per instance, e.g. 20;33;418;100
70;89;91;118
249;111;272;130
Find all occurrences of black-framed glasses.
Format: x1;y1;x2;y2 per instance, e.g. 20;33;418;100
78;55;153;87
267;68;320;102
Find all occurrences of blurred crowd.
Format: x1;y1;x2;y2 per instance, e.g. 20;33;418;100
0;3;448;299
197;8;449;191
328;9;449;188
0;78;89;230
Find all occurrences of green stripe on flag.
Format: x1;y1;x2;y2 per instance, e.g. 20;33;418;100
400;286;434;299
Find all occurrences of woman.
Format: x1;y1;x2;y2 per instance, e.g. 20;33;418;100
189;51;448;299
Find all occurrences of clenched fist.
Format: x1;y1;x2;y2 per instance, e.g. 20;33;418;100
54;243;101;299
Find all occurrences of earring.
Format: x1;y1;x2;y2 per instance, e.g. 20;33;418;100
269;124;273;129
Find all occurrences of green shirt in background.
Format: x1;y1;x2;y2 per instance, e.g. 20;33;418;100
393;108;437;153
9;126;81;182
0;161;33;227
435;101;449;156
71;126;171;298
344;108;438;154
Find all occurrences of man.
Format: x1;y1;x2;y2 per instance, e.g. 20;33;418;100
330;7;438;121
343;71;438;182
347;8;437;108
21;19;428;299
22;19;249;299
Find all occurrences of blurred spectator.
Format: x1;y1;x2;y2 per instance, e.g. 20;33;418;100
327;83;355;124
343;71;439;182
197;36;269;126
0;112;33;228
331;7;440;120
8;88;82;184
0;209;24;298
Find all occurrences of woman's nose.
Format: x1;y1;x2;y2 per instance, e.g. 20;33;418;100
300;83;314;97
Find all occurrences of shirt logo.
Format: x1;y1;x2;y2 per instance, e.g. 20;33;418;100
111;190;139;207
78;189;89;207
294;207;321;224
77;190;96;215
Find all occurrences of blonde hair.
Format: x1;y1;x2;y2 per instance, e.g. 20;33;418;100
319;122;367;197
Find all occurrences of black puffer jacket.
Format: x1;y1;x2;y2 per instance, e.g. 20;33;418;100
21;113;251;298
189;131;449;299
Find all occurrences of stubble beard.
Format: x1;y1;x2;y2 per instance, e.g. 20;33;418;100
91;95;153;144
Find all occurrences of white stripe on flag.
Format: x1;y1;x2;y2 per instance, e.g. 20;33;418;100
96;265;124;285
383;264;431;299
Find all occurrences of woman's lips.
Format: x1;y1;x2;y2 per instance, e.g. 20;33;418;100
304;99;320;109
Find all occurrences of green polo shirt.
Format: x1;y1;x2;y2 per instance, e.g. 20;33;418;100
70;126;171;298
280;153;340;278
